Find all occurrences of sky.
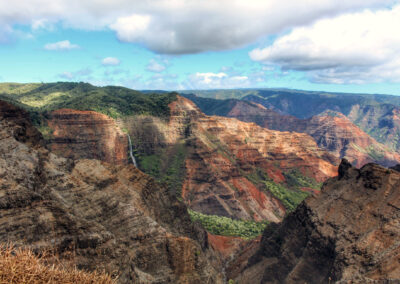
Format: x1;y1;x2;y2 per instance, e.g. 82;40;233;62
1;0;400;94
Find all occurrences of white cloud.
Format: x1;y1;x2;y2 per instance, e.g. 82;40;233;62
58;68;92;80
187;72;249;89
32;19;54;31
250;4;400;84
0;0;394;53
44;40;79;50
146;59;166;72
102;57;120;66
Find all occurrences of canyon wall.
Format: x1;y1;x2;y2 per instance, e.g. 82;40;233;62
48;109;128;164
0;100;223;284
226;100;400;167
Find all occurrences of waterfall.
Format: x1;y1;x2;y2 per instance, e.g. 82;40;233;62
127;133;138;168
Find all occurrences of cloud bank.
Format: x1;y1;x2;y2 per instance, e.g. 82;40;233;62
0;0;393;54
250;4;400;84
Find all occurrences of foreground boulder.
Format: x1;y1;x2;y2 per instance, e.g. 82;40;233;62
0;100;223;283
231;159;400;283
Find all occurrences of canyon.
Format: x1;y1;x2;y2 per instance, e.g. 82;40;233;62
225;100;400;167
45;96;338;224
185;93;400;168
0;100;223;283
0;83;399;283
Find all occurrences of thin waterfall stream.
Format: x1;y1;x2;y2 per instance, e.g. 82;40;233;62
127;133;138;167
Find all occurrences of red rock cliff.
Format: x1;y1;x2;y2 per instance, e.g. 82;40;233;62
227;101;400;167
48;109;128;164
168;97;337;222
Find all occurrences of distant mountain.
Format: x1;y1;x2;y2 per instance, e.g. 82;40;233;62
181;88;400;117
182;92;400;166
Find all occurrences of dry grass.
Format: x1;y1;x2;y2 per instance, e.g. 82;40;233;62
0;244;116;284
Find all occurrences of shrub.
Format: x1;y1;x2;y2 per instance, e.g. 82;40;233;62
188;209;268;239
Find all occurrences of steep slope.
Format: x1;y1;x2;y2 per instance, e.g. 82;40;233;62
183;89;400;153
0;100;223;284
39;96;337;228
183;88;400;118
128;97;337;223
297;111;400;167
348;103;400;152
48;109;128;164
0;83;340;237
232;159;400;283
223;100;400;167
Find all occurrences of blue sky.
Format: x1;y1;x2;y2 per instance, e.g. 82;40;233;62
1;0;400;94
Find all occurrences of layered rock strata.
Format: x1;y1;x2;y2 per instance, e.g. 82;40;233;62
48;109;128;164
227;101;400;167
0;100;223;284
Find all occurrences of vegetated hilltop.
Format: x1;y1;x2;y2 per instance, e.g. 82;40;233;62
230;159;400;283
184;93;400;167
0;81;176;120
183;89;400;153
0;99;223;283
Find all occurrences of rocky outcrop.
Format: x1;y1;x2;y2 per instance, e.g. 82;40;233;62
0;100;43;147
0;100;223;283
48;109;128;164
232;159;400;283
227;101;400;167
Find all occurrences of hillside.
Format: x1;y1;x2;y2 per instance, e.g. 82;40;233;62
0;82;177;120
184;94;400;167
230;159;400;283
183;89;400;152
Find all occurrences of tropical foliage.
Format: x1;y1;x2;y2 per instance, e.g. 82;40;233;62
188;209;268;239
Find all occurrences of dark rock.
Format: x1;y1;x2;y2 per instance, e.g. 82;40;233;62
231;161;400;283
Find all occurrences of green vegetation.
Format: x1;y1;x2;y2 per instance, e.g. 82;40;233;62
0;82;178;121
366;145;385;161
283;169;322;190
263;180;309;212
246;168;314;212
137;141;188;198
188;209;268;239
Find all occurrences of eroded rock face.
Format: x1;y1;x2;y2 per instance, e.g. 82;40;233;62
45;97;338;223
232;159;400;283
349;104;400;153
227;101;400;167
0;101;223;284
166;97;337;222
48;109;128;164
